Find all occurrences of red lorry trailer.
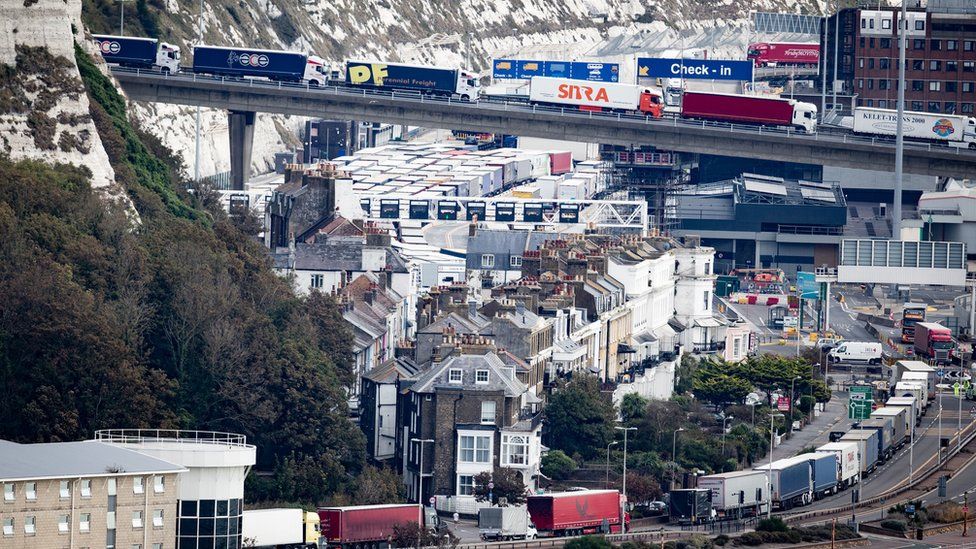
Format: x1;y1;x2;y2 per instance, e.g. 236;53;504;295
527;490;626;537
680;91;818;133
318;504;423;548
747;42;820;67
913;322;954;364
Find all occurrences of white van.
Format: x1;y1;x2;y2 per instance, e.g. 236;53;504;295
828;342;883;365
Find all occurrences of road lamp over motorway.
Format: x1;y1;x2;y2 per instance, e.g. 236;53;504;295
767;413;784;518
606;440;618;488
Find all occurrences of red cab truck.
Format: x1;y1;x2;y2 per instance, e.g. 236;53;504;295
747;42;820;67
913;322;954;364
680;91;818;133
527;490;627;537
318;504;439;548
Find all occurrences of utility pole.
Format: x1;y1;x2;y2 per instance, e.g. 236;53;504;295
615;426;636;532
118;0;126;35
194;0;204;185
893;0;908;238
767;413;784;518
672;427;685;490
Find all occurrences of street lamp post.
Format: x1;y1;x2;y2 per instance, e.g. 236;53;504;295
411;437;434;549
721;413;734;457
789;375;801;434
767;413;784;518
606;441;619;489
672;427;685;490
615;426;636;532
938;371;944;464
118;0;127;35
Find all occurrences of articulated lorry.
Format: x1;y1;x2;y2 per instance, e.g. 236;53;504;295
913;323;955;364
241;508;320;549
479;506;537;540
668;488;713;524
345;61;480;100
92;34;180;73
527;77;664;117
814;442;860;489
318;504;440;549
192;46;327;85
527;490;626;536
747;42;820;67
852;107;976;149
697;470;768;519
754;455;813;510
680;91;818;133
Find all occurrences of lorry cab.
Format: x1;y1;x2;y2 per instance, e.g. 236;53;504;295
157;42;181;73
457;70;481;101
791;101;818;133
639;87;665;117
747;43;769;67
303;55;328;86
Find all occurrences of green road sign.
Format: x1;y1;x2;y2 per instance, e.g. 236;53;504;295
849;386;873;420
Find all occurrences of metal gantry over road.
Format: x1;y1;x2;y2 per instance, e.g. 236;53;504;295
110;68;976;189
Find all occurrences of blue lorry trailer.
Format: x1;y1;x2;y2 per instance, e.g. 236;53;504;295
755;455;813;510
806;452;839;499
193;46;308;81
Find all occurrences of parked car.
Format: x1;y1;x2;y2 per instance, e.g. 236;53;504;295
647;501;667;513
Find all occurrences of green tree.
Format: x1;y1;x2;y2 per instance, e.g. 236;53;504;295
354;465;405;505
544;377;615;459
474;468;527;506
621;393;648;425
564;536;614;549
674;354;699;395
692;361;753;408
625;472;662;505
541;450;577;480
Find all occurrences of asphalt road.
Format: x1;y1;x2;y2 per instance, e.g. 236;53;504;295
798;395;974;514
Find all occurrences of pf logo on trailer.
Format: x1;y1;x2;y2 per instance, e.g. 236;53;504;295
932;118;956;138
98;40;121;55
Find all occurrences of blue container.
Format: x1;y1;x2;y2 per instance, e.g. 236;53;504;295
92;35;157;67
345;61;458;94
777;460;811;501
193;46;307;81
807;453;839;495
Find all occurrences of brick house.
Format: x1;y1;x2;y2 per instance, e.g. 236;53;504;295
397;342;543;515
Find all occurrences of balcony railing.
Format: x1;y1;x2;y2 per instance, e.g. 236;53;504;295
693;342;724;353
94;429;250;447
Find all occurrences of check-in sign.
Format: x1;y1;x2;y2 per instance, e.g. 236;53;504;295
637;57;753;81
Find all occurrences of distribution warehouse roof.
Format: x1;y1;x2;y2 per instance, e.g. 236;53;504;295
0;440;186;481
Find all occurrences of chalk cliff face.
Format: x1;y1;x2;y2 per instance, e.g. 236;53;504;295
1;0;132;212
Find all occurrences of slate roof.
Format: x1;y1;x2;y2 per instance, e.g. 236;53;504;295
273;237;409;273
364;357;421;383
409;353;527;397
0;440;186;481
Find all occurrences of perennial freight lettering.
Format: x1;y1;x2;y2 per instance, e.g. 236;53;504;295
676;359;931;519
345;60;480;100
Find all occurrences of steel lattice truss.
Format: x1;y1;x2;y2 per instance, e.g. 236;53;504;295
359;196;648;231
753;12;823;35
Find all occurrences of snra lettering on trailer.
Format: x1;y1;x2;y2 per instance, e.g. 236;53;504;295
556;83;610;102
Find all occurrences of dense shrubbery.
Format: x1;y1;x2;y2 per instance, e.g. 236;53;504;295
0;46;368;505
881;520;908;532
732;524;857;546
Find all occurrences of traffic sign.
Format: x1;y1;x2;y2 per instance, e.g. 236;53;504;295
849;386;873;420
938;369;945;378
777;396;791;412
797;272;820;300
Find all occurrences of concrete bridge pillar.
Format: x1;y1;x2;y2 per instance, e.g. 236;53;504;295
228;110;255;190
